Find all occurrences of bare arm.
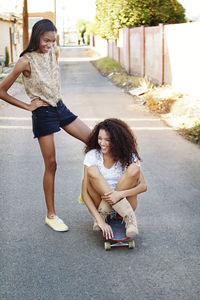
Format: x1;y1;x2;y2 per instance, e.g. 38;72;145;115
55;46;60;63
101;166;147;204
0;57;48;111
116;170;147;199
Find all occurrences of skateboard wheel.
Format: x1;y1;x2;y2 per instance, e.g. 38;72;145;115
128;240;135;249
104;242;111;250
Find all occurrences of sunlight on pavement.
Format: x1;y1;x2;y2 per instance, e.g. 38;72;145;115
59;57;99;62
0;125;172;130
0;125;32;129
0;117;160;121
0;116;173;130
81;118;161;121
0;117;30;120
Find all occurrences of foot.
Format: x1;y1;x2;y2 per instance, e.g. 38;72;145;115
45;216;69;232
93;219;101;231
124;213;138;237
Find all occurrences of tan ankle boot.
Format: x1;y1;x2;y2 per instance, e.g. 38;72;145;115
93;200;112;231
112;198;138;237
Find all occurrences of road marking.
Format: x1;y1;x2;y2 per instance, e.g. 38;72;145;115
59;57;98;62
0;116;172;130
0;125;32;129
0;117;160;121
0;117;31;120
81;118;161;121
0;125;173;130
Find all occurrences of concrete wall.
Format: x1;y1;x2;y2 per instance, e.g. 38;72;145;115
93;35;108;57
113;41;119;62
0;19;23;63
119;28;130;72
0;21;11;61
145;24;164;84
164;22;200;95
130;26;145;76
101;22;200;95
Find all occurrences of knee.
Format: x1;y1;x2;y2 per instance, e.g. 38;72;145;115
127;163;140;179
45;159;57;173
87;165;100;179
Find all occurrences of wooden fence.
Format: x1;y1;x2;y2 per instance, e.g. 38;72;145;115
92;22;200;95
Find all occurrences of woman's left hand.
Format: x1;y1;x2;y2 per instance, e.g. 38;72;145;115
29;98;49;111
101;191;123;205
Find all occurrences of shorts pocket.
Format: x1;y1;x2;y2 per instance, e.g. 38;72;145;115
32;107;55;119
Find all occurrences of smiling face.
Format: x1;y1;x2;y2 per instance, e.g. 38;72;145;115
38;31;56;53
98;129;111;155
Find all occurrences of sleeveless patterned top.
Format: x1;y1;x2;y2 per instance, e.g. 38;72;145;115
22;48;62;107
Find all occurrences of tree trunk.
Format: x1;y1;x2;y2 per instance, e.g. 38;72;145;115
23;0;29;50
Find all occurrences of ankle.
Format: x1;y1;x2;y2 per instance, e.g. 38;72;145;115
47;213;56;219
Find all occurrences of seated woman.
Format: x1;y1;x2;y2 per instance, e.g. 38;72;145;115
81;118;147;240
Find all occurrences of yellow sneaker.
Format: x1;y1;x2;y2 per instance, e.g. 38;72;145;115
45;216;69;232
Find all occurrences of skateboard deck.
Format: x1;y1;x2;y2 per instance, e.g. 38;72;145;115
104;218;135;250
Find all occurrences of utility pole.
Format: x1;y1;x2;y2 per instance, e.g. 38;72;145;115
23;0;29;49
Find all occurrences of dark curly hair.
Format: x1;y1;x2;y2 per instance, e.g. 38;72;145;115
85;118;141;168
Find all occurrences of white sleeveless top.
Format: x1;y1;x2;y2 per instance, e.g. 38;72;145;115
22;48;62;106
83;149;139;190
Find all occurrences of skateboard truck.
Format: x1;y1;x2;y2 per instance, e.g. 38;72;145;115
104;239;135;250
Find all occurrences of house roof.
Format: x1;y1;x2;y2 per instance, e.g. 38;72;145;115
0;12;22;23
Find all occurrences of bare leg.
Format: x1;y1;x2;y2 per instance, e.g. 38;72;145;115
87;180;102;208
62;118;91;143
115;163;140;211
38;134;57;218
87;165;112;196
86;171;112;232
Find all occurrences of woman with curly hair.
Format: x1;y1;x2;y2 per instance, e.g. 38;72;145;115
81;118;147;239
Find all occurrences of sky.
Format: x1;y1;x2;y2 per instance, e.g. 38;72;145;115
0;0;200;22
0;0;96;22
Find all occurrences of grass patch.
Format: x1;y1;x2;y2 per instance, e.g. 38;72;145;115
179;123;200;144
143;87;183;114
110;73;144;90
93;56;152;90
93;57;122;74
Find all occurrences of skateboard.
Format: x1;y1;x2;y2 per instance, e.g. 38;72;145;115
104;217;135;250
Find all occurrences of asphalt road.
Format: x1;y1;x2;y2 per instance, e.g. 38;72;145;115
0;46;200;300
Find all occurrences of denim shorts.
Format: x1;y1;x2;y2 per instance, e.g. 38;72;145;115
32;100;78;138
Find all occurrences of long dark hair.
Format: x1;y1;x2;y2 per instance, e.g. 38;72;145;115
85;118;141;168
20;19;57;57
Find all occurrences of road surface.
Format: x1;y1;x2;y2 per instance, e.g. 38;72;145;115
0;46;200;300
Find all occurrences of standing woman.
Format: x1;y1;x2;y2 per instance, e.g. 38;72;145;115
0;19;91;232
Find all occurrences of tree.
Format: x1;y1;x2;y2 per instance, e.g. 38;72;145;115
86;22;98;36
76;19;88;44
23;0;29;49
96;0;186;40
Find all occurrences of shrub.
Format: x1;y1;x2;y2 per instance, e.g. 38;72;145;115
145;95;176;114
5;46;9;67
180;123;200;144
